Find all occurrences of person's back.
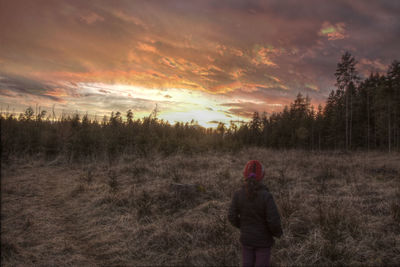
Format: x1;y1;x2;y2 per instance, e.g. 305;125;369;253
228;160;283;267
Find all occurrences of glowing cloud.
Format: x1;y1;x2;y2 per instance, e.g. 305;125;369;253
67;82;247;127
252;45;280;67
305;83;319;91
137;43;158;54
319;22;348;40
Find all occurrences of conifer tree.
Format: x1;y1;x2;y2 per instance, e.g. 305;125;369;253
335;52;360;150
387;61;400;151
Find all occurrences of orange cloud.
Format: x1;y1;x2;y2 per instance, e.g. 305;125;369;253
210;81;242;93
270;76;281;83
160;56;212;79
29;69;213;94
232;68;245;79
252;45;280;67
231;48;244;57
161;57;180;70
242;83;269;93
319;22;347;40
216;44;227;56
137;42;158;53
111;10;147;29
207;56;215;62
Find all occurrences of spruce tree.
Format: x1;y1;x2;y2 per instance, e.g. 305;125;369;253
335;52;360;150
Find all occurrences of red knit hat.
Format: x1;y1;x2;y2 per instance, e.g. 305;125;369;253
243;160;265;181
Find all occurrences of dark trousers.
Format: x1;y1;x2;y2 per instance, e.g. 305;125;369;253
242;246;271;267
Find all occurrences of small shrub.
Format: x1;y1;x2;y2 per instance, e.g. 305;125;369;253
314;167;335;194
220;168;231;180
318;201;361;242
214;215;229;266
135;190;153;219
391;189;400;223
369;165;399;181
276;166;290;194
277;193;299;219
321;240;351;264
320;204;345;242
108;170;118;192
79;167;93;184
131;164;148;176
1;239;19;262
70;183;85;197
165;165;182;183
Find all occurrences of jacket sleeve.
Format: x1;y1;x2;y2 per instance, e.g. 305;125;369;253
265;194;283;238
228;191;240;228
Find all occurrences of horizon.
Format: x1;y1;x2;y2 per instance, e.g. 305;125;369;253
1;0;399;128
0;90;315;128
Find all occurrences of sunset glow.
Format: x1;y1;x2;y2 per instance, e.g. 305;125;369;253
1;0;399;126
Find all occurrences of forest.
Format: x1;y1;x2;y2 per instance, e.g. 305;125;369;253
1;53;400;163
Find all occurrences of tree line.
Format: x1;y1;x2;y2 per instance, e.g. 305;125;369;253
1;52;399;162
243;52;400;152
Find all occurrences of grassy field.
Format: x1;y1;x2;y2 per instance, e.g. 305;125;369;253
1;149;400;266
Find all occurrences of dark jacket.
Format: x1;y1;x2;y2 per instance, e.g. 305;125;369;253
228;184;283;248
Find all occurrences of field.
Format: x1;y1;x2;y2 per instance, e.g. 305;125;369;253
1;149;400;266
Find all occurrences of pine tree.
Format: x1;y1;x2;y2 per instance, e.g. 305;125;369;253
249;112;261;145
261;112;268;146
387;61;400;151
335;52;360;150
315;104;324;150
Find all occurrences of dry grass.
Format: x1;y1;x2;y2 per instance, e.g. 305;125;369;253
1;149;400;266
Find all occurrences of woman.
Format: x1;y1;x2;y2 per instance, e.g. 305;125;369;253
228;160;283;267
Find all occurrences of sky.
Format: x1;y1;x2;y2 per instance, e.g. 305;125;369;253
1;0;399;127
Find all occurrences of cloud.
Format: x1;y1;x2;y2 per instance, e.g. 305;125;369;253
358;58;388;76
136;42;158;54
99;89;110;94
80;12;104;24
251;45;281;67
319;21;348;40
0;0;399;124
0;73;64;102
110;10;147;29
220;100;284;118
